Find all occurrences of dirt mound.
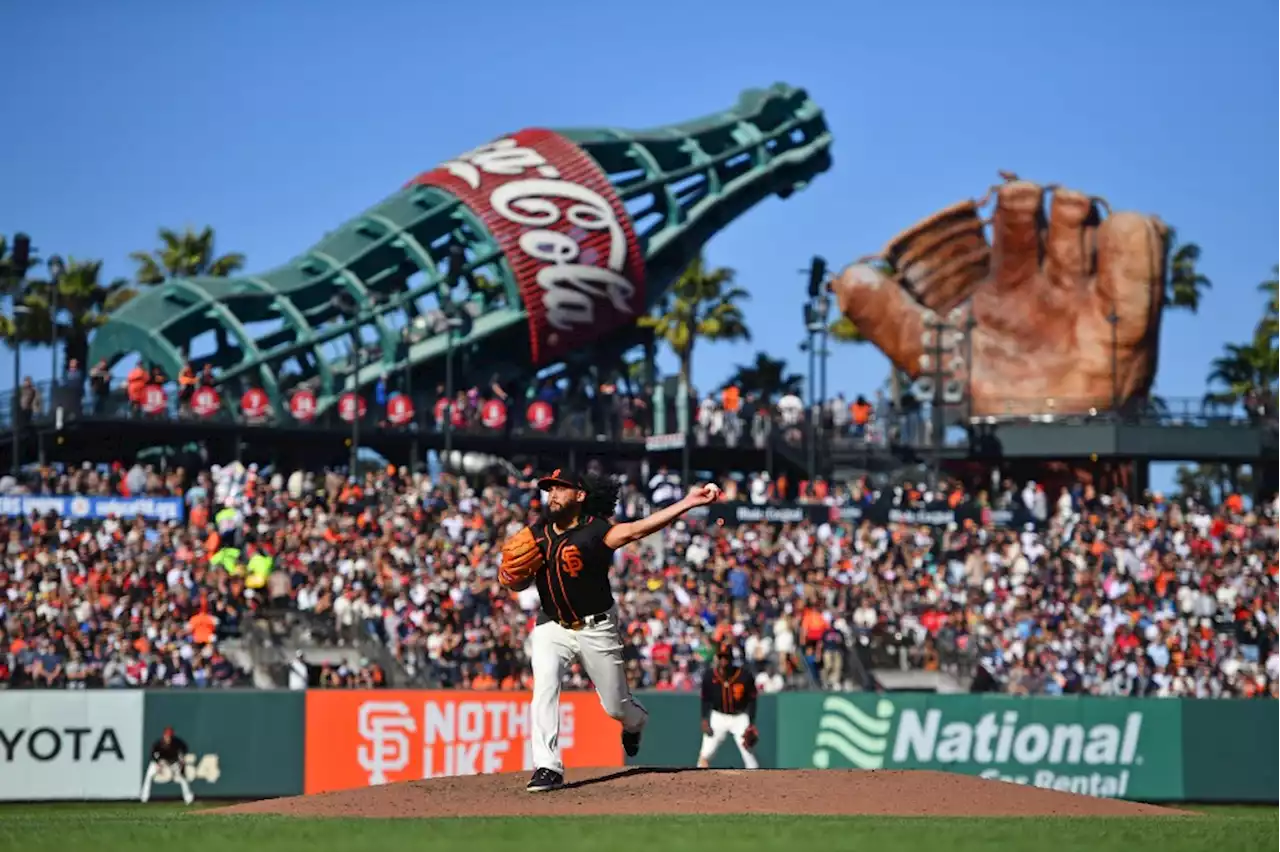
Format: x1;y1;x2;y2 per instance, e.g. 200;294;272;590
207;768;1192;819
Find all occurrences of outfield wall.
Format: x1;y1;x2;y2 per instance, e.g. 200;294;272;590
0;690;1273;802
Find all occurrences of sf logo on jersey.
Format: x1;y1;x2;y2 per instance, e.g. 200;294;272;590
561;545;584;577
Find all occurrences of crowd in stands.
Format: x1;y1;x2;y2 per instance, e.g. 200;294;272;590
1;455;1276;700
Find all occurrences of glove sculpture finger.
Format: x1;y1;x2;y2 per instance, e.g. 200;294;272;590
832;173;1170;418
499;526;544;592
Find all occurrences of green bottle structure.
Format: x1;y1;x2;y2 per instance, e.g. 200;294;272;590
90;84;833;414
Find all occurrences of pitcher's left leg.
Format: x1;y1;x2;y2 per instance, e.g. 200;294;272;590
578;612;647;755
530;621;578;781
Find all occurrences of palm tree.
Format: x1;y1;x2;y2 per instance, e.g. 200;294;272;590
1173;463;1253;504
638;255;750;392
129;226;245;284
1205;341;1275;407
1165;229;1211;312
21;259;137;367
1257;265;1277;345
0;299;40;351
725;352;803;401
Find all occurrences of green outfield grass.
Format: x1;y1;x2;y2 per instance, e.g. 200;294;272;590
0;803;1274;852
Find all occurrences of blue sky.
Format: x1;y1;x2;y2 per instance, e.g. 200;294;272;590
2;1;1276;480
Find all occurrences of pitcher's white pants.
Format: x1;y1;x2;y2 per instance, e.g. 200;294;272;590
697;710;759;769
140;759;194;804
531;606;647;774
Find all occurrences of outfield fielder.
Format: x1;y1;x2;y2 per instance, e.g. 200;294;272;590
697;644;760;769
500;469;721;793
140;726;195;804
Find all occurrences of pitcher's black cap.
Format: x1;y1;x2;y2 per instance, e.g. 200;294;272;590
537;468;585;491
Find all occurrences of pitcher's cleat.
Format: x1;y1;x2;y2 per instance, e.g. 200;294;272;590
623;729;642;757
526;768;564;793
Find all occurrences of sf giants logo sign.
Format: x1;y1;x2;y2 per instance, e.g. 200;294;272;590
357;701;416;785
304;691;623;794
408;130;646;365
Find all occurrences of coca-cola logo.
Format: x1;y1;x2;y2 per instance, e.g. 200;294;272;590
409;130;646;365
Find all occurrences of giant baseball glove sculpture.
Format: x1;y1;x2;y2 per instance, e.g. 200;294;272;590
833;174;1171;418
499;526;544;592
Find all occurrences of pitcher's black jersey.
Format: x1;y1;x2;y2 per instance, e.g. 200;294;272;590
532;516;615;623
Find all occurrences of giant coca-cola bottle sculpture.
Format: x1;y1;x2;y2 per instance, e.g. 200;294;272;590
91;84;832;413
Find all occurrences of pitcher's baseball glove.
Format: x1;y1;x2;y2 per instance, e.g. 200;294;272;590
499;526;543;591
743;725;759;749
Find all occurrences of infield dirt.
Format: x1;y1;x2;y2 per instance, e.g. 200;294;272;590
209;767;1193;819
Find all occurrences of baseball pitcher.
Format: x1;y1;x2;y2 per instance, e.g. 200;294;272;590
500;469;721;793
697;645;760;769
140;726;195;804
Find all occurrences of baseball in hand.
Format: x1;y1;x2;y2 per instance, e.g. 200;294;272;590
686;483;722;506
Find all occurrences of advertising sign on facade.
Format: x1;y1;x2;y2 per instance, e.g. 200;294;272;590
777;693;1184;800
0;692;144;800
0;495;185;522
303;690;623;793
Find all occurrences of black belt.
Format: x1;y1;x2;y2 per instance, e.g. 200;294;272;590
537;610;611;630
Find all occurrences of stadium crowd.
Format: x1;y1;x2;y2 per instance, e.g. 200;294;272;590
0;457;1275;700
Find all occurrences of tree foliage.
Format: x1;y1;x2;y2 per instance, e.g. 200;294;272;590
21;259;137;366
1164;229;1212;313
130;225;246;284
1;227;244;366
724;352;803;401
638;255;750;387
1204;263;1279;411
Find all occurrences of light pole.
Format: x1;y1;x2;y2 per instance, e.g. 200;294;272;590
350;345;363;476
920;312;976;488
926;317;946;488
443;314;456;463
441;245;474;469
817;290;831;406
403;316;429;471
802;303;818;476
801;255;828;478
328;293;365;477
47;255;65;382
10;304;32;476
7;233;32;476
681;311;693;489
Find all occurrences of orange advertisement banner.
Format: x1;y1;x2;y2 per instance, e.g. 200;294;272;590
304;690;624;793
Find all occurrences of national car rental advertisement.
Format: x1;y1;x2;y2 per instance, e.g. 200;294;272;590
303;690;623;793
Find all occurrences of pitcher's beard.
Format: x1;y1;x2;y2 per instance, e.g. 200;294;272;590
544;502;580;527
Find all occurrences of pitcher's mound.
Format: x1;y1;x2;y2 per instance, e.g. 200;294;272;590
208;768;1191;819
